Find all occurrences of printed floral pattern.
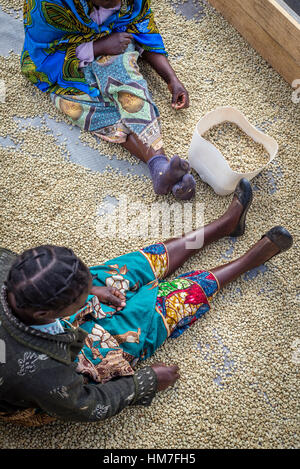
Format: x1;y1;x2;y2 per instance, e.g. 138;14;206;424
76;349;134;384
17;352;48;376
50;386;69;399
105;264;130;294
60;246;218;383
92;403;110;419
63;295;112;328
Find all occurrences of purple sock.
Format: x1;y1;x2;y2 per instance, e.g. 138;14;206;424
147;154;190;195
172;173;196;200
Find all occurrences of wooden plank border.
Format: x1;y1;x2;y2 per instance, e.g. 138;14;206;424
207;0;300;85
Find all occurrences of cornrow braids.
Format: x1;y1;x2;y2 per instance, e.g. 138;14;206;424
6;245;91;312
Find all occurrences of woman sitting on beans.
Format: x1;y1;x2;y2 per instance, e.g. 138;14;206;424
0;179;293;426
21;0;195;199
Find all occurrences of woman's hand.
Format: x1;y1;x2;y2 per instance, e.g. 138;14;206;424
168;78;189;110
151;362;180;391
141;51;189;110
93;32;133;57
90;286;126;311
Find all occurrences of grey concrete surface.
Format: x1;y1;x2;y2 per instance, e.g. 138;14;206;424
0;7;24;57
171;0;207;21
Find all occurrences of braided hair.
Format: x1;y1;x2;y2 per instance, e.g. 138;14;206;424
6;245;91;312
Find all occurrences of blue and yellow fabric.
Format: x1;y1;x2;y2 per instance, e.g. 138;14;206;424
50;42;162;149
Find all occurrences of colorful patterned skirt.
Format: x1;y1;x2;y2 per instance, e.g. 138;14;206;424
141;243;219;339
50;42;163;151
62;243;219;385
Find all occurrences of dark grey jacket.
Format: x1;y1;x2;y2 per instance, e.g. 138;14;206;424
0;248;157;422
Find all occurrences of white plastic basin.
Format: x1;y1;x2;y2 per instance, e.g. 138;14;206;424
188;106;278;195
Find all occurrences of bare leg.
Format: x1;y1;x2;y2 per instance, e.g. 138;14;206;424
210;237;279;289
211;226;293;289
121;132;165;163
163;179;253;276
164;196;244;276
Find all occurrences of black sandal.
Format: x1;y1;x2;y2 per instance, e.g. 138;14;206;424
229;178;253;237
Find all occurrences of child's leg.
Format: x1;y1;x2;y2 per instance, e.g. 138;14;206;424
163;179;253;276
